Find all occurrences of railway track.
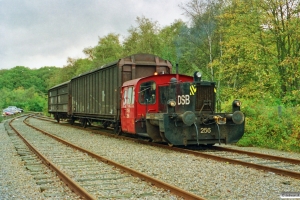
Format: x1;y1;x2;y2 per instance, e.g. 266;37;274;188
4;120;79;199
34;115;300;180
138;142;300;180
193;147;300;179
9;115;205;199
147;141;300;180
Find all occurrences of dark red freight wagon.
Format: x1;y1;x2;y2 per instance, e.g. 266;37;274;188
70;53;172;130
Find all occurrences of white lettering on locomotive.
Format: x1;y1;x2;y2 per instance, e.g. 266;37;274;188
178;95;190;105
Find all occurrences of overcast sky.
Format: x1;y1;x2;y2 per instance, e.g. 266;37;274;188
0;0;190;70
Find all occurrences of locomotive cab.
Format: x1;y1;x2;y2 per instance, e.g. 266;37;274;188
120;74;193;137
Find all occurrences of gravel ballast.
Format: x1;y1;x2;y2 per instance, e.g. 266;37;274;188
11;117;178;199
1;117;300;199
1;119;81;200
0;121;43;199
28;118;300;200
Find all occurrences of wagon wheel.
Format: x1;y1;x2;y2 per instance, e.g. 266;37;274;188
103;122;108;129
114;125;122;135
70;118;75;125
55;114;60;123
206;143;215;147
82;119;87;128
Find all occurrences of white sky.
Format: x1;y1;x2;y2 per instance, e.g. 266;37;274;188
0;0;190;69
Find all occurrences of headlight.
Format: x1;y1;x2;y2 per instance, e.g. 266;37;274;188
167;99;176;107
233;100;241;107
195;71;201;78
232;100;241;111
193;71;202;82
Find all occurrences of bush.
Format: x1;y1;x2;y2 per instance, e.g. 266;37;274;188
0;87;47;113
238;102;299;152
219;98;299;152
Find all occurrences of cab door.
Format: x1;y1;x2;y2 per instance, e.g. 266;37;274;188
121;86;136;134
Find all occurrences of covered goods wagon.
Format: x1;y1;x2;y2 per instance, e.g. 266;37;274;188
70;53;172;129
48;81;71;122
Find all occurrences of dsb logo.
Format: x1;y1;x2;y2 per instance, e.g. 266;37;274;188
178;95;190;105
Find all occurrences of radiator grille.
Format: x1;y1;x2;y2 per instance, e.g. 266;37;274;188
195;84;215;112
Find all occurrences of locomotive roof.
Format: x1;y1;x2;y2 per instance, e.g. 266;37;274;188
122;74;194;87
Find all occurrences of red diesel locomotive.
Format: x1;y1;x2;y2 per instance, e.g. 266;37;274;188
49;54;245;146
121;73;245;146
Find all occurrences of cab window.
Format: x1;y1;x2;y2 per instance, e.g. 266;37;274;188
139;81;156;104
123;86;134;105
127;87;134;105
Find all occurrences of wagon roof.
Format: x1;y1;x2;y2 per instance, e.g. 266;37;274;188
71;53;172;80
48;80;70;90
71;60;118;80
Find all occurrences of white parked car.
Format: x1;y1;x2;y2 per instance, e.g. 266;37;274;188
5;106;23;114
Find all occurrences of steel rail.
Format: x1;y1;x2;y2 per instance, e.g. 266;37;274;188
129;140;300;180
25;116;205;200
172;147;300;180
212;146;300;165
33;115;300;179
9;117;96;200
113;136;300;180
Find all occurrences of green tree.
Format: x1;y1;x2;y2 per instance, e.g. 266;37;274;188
0;66;58;94
86;33;123;67
35;66;60;93
179;0;224;80
212;0;281;101
47;59;78;88
158;20;186;69
260;0;300;104
0;87;46;112
123;17;161;55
